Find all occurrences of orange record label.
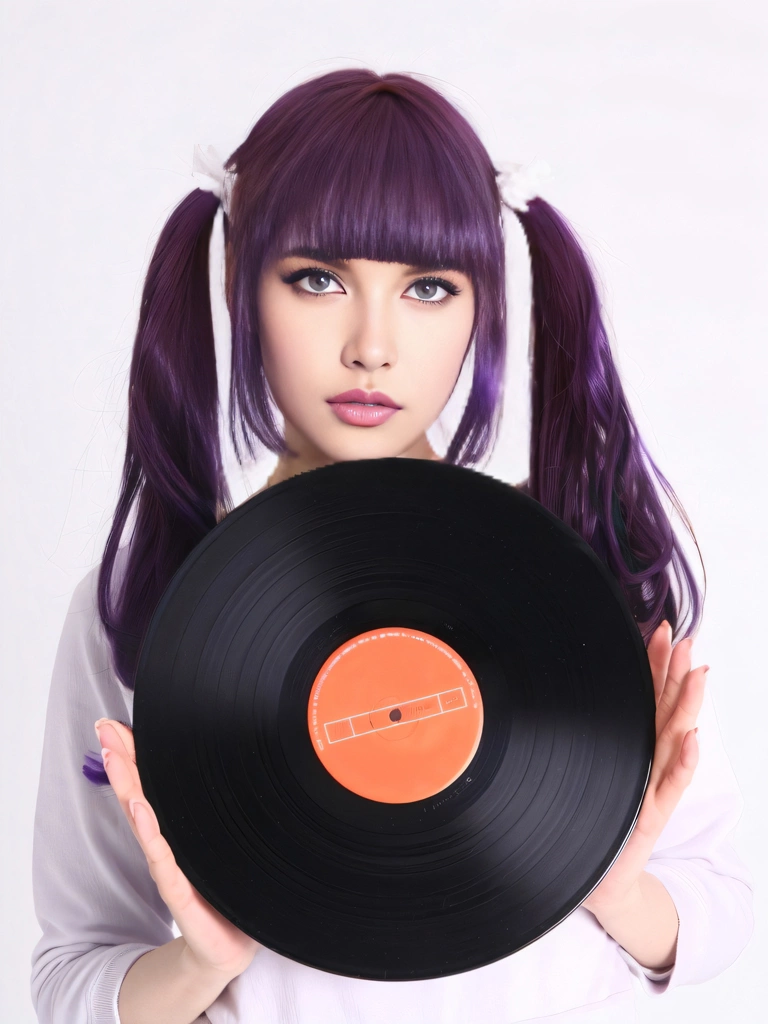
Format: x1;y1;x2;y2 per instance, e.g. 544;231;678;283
307;627;484;803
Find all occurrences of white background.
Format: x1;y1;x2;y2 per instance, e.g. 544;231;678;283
2;0;766;1019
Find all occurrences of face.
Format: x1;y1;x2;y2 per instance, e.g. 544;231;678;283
256;254;475;473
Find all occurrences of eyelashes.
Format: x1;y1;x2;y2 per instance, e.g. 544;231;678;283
280;266;462;306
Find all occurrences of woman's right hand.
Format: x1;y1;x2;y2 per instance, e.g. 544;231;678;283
95;718;261;981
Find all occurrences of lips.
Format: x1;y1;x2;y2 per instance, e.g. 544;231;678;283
327;389;402;409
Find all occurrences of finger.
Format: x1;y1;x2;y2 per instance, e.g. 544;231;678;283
95;718;135;762
663;663;708;737
97;721;140;783
106;746;199;923
100;732;145;832
129;798;197;919
655;636;694;736
98;729;198;922
98;738;195;911
654;728;700;820
663;665;707;735
647;621;673;707
110;721;136;762
651;666;707;783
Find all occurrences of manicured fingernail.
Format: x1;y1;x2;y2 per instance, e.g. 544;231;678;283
101;747;111;769
94;718;109;743
129;799;154;842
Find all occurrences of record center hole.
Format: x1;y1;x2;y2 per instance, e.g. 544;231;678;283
389;708;402;722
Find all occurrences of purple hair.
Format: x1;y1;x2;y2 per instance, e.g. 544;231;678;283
85;68;703;784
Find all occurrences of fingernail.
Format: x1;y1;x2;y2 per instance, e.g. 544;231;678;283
129;799;154;843
94;718;109;743
101;747;111;768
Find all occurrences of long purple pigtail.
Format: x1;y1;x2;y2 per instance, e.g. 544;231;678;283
514;197;703;644
83;188;233;784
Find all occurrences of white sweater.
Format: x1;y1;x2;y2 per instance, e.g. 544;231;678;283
30;556;754;1023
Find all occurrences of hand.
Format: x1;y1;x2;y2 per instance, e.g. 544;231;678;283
581;621;708;916
95;718;261;981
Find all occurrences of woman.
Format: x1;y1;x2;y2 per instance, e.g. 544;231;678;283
30;68;753;1024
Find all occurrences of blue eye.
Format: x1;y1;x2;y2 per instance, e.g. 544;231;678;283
282;267;345;295
405;277;461;306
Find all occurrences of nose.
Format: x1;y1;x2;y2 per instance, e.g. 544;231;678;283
340;293;398;373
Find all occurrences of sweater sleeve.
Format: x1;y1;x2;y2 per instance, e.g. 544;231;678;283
30;562;175;1024
612;672;754;994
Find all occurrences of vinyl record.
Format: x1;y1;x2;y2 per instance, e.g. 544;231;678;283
132;457;655;981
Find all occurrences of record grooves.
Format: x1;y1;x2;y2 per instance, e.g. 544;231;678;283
133;457;655;981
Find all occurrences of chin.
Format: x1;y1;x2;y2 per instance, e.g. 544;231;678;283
317;434;406;464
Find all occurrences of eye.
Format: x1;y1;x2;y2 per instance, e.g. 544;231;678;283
282;267;345;296
404;277;460;306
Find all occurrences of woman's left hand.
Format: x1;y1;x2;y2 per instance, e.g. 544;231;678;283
581;620;708;916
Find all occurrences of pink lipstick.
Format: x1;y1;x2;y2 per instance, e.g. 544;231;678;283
327;389;402;427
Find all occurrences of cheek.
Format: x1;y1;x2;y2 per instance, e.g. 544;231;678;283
258;292;323;397
409;309;473;385
262;339;321;408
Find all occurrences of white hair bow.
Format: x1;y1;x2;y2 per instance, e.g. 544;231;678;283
497;156;554;213
191;143;235;217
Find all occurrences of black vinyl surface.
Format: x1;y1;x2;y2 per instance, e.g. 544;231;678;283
132;457;655;981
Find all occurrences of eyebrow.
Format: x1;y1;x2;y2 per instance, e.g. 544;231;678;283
278;247;463;276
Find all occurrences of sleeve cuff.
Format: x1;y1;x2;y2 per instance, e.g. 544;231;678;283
88;943;158;1023
617;860;709;995
616;945;675;993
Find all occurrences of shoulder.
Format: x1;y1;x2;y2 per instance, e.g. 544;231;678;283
42;548;135;763
70;544;130;608
58;546;132;689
